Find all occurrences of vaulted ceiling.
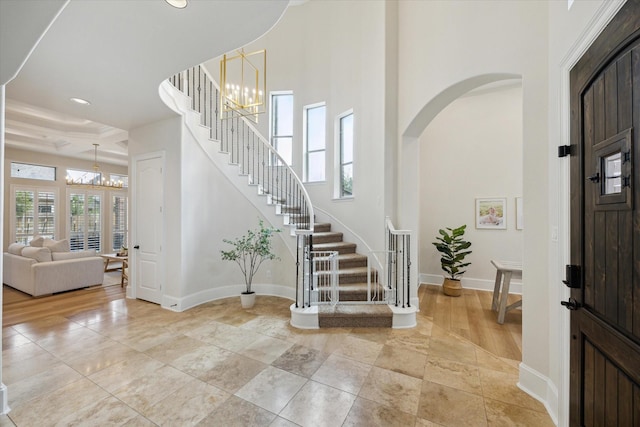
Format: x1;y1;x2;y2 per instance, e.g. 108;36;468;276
1;0;289;165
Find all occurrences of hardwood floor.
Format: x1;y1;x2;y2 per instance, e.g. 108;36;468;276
2;283;522;361
3;284;126;327
420;284;522;361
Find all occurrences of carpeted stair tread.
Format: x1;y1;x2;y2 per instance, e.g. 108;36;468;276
311;231;344;244
318;304;393;328
312;223;332;232
312;253;368;270
312;241;357;254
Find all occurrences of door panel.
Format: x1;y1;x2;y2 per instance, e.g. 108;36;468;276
569;1;640;425
134;153;164;304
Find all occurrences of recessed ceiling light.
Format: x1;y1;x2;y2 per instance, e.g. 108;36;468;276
165;0;187;8
70;97;91;106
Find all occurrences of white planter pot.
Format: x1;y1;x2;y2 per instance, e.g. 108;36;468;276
240;292;256;308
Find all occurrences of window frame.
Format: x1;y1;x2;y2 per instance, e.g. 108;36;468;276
269;91;294;166
10;185;60;245
335;109;354;199
67;188;104;252
303;102;327;183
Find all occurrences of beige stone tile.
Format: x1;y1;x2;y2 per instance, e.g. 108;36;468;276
423;356;483;395
122;415;158;426
280;380;356;426
170;344;233;378
333;334;384;365
240;316;299;341
11;316;83;341
290;329;348;353
269;417;300;427
183;320;237;343
2;341;48;366
88;352;164;393
144;334;209;364
214;308;260;326
239;334;294;364
484;397;555;426
415;418;445;426
348;327;392;344
385;329;431;355
312;353;371;394
359;366;423;415
103;322;180;352
66;341;140;376
8;363;83;407
375;344;428;379
142;378;231;426
342;396;417;427
478;368;547;412
272;344;329;378
2;332;31;350
475;348;520;375
67;306;131;326
235;366;307;413
417;381;487;426
113;364;195;413
36;326;117;361
428;334;477;365
2;349;61;385
0;414;16;427
9;378;110;426
198;395;276;426
201;353;267;394
55;396;140;426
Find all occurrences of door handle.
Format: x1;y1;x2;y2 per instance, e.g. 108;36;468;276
561;298;581;310
587;172;600;183
134;245;140;249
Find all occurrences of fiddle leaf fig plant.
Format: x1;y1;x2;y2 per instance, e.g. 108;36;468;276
432;225;472;280
221;219;280;294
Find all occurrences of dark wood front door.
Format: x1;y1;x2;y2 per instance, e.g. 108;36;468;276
565;0;640;427
569;1;640;426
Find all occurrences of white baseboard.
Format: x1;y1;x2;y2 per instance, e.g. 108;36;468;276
419;273;522;295
519;362;559;426
0;383;9;415
162;283;295;312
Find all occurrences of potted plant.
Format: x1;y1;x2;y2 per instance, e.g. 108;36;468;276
221;219;280;308
432;225;472;297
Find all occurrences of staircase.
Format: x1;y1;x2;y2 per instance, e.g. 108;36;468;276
164;65;412;329
310;222;393;328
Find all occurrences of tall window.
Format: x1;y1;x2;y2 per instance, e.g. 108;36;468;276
12;187;57;244
69;191;102;252
339;111;354;197
112;194;128;251
270;92;293;165
304;103;326;182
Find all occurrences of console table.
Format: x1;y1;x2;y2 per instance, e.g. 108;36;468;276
101;253;128;272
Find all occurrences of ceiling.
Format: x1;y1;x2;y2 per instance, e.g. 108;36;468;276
1;0;289;166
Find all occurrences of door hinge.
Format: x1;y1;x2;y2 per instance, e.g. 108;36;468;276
562;265;581;288
558;145;572;158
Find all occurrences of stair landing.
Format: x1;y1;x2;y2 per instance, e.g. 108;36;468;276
317;304;393;328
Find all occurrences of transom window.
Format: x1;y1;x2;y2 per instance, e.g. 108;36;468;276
11;162;56;181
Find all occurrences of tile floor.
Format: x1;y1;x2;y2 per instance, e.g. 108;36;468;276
1;294;554;426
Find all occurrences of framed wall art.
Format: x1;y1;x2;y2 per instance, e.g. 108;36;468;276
476;198;507;229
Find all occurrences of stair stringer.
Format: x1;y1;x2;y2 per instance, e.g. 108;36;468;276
160;80;299;258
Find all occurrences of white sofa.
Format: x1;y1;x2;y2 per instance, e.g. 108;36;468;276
3;238;104;297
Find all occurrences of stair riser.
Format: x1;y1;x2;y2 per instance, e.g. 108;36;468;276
311;234;344;244
313;258;368;270
318;316;392;328
315;273;379;284
312;244;357;255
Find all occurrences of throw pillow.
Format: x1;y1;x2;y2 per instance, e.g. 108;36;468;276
51;250;97;261
29;236;45;247
7;243;26;255
21;246;52;262
43;238;71;253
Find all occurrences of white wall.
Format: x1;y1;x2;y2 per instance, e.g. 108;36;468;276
206;0;390;253
420;83;523;287
396;0;551;416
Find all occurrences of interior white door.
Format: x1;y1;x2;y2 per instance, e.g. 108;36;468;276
133;152;164;304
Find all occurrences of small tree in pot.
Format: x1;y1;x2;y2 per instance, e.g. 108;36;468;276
432;225;472;297
221;219;280;308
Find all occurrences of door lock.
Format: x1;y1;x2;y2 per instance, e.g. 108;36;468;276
134;245;140;249
561;298;581;310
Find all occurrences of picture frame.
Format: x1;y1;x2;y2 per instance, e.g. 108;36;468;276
516;197;523;230
476;198;507;229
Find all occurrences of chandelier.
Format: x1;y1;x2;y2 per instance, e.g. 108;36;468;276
220;48;266;122
66;144;124;189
